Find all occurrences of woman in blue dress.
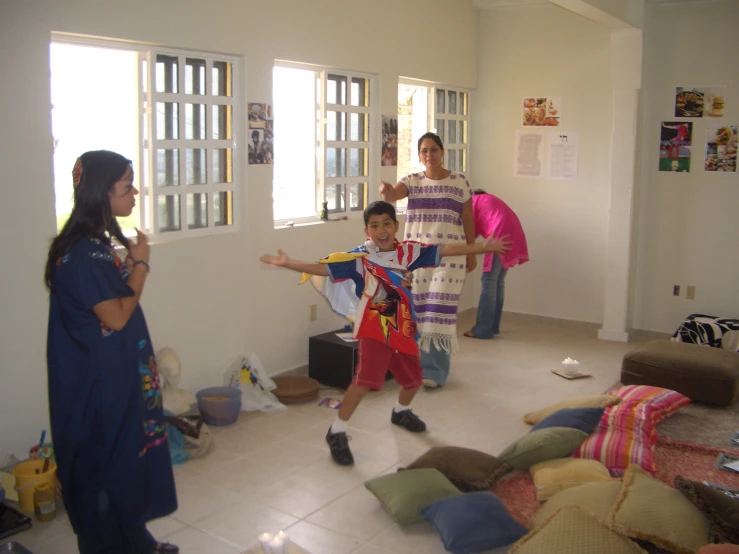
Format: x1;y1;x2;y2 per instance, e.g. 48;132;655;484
45;150;178;553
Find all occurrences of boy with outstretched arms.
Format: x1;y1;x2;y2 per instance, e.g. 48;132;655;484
260;201;509;466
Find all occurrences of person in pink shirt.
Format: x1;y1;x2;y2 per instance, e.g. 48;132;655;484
464;190;529;339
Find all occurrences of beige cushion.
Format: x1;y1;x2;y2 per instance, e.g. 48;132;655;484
608;465;711;554
532;480;623;527
530;458;613;501
523;395;622;425
509;506;647;554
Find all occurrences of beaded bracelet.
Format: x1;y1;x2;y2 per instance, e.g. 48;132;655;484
133;259;151;273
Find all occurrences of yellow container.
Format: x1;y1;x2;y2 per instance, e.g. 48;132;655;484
13;459;58;513
34;482;56;521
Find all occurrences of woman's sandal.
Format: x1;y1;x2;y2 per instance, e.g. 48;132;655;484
463;331;480;339
153;543;179;553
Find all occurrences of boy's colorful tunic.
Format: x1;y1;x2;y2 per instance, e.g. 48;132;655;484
307;240;440;356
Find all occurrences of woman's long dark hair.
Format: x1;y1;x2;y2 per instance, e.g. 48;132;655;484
417;132;444;153
45;150;132;290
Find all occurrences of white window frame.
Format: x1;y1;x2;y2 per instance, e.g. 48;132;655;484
273;61;377;227
51;34;241;241
432;84;470;174
396;79;471;212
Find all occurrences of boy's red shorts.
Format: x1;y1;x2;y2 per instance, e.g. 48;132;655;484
352;338;422;391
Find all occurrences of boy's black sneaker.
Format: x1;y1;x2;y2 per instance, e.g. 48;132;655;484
326;428;354;466
391;409;427;432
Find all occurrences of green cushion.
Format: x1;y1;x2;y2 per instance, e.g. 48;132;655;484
364;468;462;525
499;427;589;470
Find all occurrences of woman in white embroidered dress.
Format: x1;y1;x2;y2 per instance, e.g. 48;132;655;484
380;132;475;388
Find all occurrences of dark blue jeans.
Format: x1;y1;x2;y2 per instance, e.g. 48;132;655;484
76;489;157;554
471;254;508;339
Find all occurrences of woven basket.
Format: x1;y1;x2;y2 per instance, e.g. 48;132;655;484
272;376;320;404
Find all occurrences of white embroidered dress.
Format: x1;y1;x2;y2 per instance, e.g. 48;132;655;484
401;171;473;354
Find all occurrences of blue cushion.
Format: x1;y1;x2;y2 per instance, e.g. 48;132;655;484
421;492;527;553
531;407;605;434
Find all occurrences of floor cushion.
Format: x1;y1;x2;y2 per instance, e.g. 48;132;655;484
510;505;647;554
364;468;461;525
672;313;739;350
523;395;622;425
532;480;624;527
421;491;528;553
399;446;512;492
499;427;588;470
675;476;739;545
573;385;691;476
529;458;613;501
621;340;739;406
608;465;711;554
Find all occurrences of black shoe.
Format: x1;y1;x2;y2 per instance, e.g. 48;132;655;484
153;543;179;553
391;409;427;432
326;428;354;466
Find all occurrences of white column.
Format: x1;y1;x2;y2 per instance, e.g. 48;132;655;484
598;29;642;342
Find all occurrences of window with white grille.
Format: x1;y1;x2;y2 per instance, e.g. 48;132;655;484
273;63;376;225
50;36;241;240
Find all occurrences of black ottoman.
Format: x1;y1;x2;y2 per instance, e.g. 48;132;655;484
621;340;739;406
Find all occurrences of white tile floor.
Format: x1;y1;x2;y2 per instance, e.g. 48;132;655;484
6;311;652;554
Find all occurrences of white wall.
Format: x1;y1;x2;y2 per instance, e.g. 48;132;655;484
471;4;614;323
632;0;739;332
0;0;478;459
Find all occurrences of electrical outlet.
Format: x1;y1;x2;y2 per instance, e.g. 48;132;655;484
686;285;696;300
309;304;318;321
673;285;680;297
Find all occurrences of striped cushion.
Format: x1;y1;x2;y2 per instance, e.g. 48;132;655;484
572;385;691;476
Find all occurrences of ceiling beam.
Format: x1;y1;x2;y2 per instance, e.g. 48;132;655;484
472;0;547;8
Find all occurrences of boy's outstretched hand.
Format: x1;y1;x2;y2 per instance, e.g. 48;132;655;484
483;234;512;254
259;249;290;267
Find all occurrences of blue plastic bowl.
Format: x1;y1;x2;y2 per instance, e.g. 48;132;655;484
196;386;242;426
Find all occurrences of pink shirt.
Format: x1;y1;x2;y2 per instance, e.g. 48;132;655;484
472;194;529;271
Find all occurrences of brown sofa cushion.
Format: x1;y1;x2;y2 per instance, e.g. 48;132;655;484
399;446;512;491
621;340;739;406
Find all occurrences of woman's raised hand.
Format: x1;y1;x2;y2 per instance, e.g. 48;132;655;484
483;234;511;254
128;228;150;263
259;249;290;267
379;182;395;202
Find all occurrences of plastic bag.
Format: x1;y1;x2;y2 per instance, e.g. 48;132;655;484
223;354;287;413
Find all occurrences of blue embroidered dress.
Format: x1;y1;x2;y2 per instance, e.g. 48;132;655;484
47;238;177;541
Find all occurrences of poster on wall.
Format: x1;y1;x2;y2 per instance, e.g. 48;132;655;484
658;121;692;172
248;102;272;129
248;102;273;165
674;86;726;118
522;96;561;127
381;115;398;166
547;131;579;180
704;126;737;172
514;131;543;178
